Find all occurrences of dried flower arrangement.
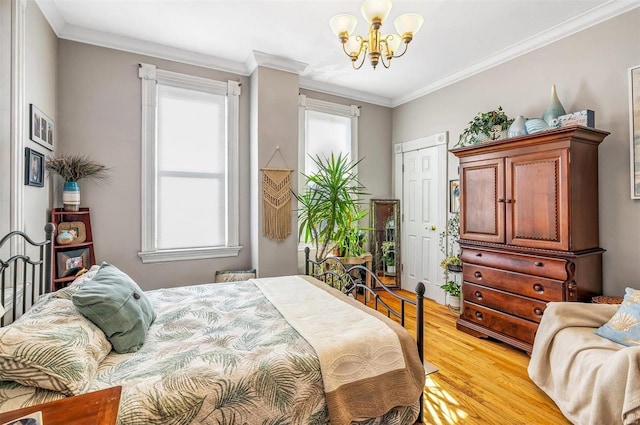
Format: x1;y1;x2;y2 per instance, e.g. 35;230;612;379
45;154;110;182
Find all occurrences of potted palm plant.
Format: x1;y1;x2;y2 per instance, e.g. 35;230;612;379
293;153;369;262
46;154;110;211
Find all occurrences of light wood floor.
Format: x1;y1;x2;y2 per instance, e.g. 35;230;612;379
365;289;571;425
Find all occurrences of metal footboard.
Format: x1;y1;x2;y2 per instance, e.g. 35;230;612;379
304;247;425;423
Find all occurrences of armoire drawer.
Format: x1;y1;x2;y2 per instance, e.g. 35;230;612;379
463;282;548;323
463;264;565;302
461;302;538;345
462;248;568;280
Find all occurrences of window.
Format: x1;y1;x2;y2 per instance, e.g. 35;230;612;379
298;95;359;185
138;63;241;263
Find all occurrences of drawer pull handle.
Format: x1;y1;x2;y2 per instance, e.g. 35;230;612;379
498;199;505;203
534;261;543;267
534;308;544;316
475;311;483;320
504;199;513;204
475;253;482;257
474;291;483;300
474;271;482;279
533;283;544;293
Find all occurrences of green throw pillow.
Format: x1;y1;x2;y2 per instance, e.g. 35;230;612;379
594;287;640;346
72;262;156;353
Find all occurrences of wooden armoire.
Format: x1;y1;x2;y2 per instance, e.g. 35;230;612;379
451;126;609;352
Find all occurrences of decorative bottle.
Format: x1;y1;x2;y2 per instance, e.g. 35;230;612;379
542;85;566;124
508;115;528;137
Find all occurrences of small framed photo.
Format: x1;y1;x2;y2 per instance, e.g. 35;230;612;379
56;247;91;278
29;104;54;151
24;147;44;187
449;179;460;213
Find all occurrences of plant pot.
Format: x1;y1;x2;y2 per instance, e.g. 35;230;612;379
447;264;462;273
62;181;80;212
386;264;396;274
446;293;461;309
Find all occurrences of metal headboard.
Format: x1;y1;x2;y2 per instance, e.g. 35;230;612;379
0;223;54;325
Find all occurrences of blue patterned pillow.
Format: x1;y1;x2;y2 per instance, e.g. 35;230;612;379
594;287;640;346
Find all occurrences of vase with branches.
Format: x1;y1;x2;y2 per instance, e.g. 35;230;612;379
46;154;110;211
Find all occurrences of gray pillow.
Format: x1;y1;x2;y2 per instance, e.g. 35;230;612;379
72;262;156;353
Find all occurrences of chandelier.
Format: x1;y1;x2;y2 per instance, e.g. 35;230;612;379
329;0;424;70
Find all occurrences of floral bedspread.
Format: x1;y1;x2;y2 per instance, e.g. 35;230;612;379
0;280;418;424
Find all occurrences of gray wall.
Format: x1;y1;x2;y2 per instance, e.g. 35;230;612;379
57;40;252;290
24;0;56;238
250;66;300;277
56;41;393;289
392;9;640;296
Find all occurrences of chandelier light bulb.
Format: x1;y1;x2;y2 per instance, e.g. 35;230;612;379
361;0;392;24
394;13;424;40
329;14;358;39
345;36;362;57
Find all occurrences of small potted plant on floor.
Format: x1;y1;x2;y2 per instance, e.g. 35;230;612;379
440;279;461;309
439;213;462;311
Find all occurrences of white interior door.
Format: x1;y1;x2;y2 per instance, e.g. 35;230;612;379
401;142;446;302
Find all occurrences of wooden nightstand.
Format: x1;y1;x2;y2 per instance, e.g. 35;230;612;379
0;386;121;425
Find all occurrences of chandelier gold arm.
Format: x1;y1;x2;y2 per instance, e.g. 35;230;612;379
392;36;411;59
352;43;369;69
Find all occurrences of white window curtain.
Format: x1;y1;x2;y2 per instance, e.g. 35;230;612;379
138;63;241;263
298;94;359;192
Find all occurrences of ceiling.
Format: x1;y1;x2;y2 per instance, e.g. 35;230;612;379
35;0;639;107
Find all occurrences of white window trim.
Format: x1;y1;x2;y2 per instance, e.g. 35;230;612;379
137;63;241;263
297;94;359;194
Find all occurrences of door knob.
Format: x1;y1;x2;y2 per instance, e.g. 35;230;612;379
431;225;436;231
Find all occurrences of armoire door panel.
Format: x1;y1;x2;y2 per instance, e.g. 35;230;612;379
460;158;504;243
506;149;569;250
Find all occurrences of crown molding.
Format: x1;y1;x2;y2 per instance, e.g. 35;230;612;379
36;0;640;109
245;51;308;75
392;0;640;107
299;77;393;108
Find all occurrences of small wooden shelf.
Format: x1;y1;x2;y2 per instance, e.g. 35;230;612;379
51;207;95;291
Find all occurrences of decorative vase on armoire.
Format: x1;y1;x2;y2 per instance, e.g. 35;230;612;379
542;85;566;124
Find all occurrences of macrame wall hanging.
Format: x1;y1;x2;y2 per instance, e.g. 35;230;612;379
261;147;293;241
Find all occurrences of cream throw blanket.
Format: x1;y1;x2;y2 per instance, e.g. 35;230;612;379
528;302;640;425
252;275;424;425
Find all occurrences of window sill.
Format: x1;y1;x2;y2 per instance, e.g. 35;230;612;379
138;246;242;263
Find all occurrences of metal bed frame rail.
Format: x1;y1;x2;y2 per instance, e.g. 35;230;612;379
0;223;54;326
304;247;425;422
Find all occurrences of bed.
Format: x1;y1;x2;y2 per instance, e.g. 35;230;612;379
0;225;425;425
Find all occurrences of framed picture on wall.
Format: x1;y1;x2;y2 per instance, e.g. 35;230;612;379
449;179;460;213
24;147;44;187
29;104;54;151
